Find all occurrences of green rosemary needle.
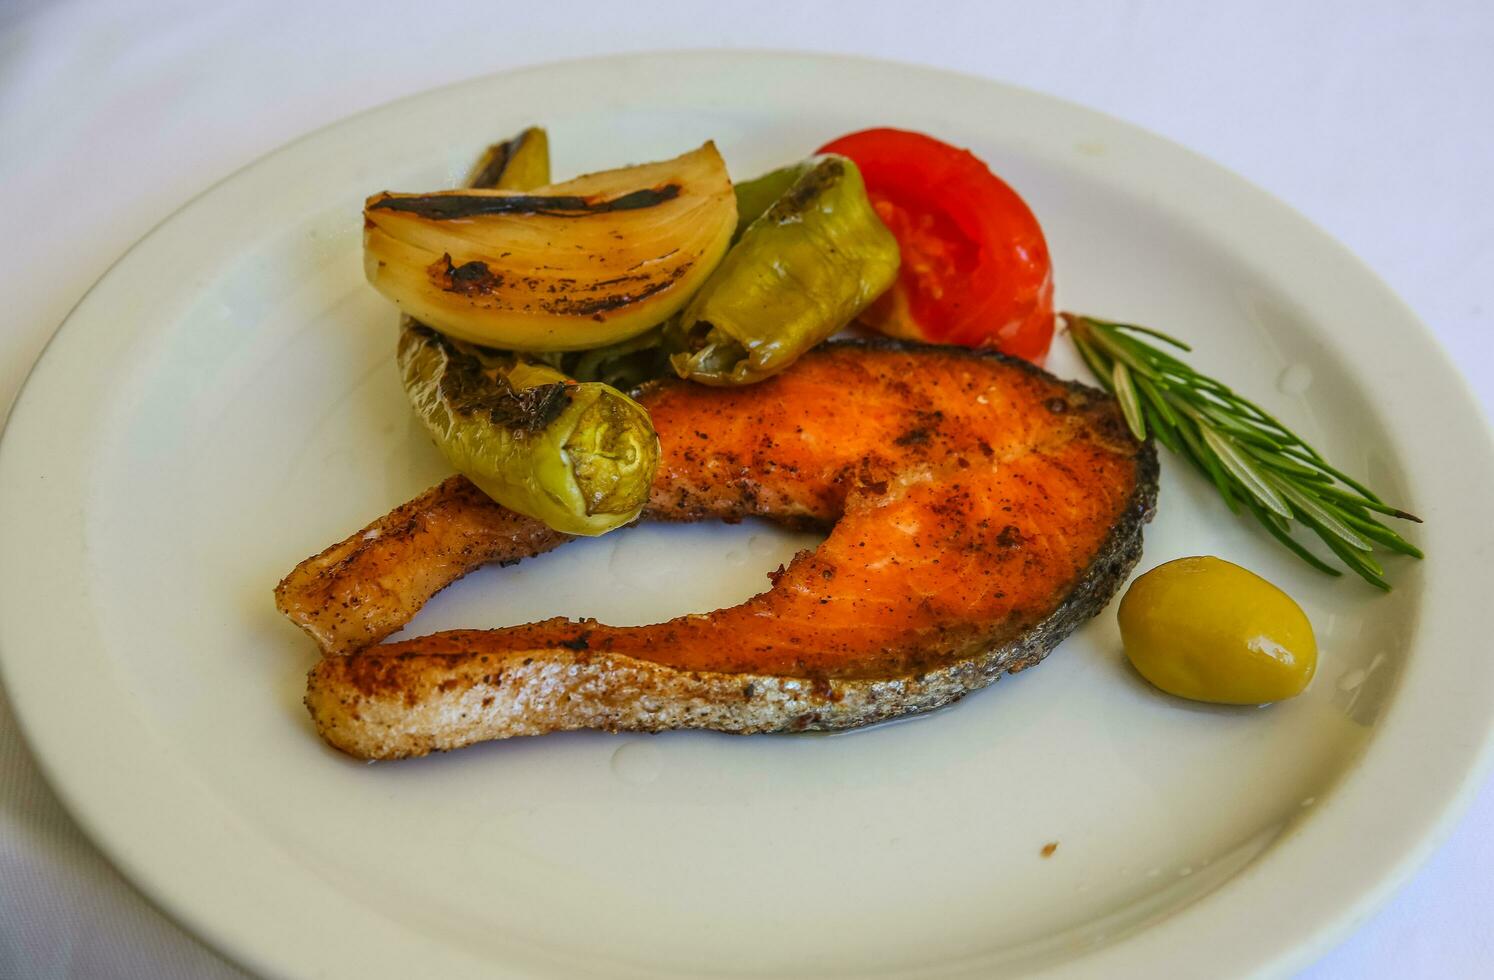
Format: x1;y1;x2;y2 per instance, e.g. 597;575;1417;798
1064;313;1422;590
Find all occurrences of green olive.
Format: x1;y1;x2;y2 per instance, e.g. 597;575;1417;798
1118;556;1317;705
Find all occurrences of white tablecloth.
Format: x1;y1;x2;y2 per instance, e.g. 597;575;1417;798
2;1;1490;976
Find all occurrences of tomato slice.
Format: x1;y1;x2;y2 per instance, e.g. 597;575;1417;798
818;128;1054;363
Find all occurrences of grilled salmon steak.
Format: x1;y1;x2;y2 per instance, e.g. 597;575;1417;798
280;340;1157;758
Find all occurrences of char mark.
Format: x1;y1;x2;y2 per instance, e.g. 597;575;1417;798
429;254;503;296
467;131;525;189
373;184;681;220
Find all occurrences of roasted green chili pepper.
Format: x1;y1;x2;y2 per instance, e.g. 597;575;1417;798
729;163;800;239
564;327;672;390
665;154;899;386
464;126;550;190
399;324;657;535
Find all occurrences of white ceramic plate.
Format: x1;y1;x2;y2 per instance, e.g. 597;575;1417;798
2;52;1491;980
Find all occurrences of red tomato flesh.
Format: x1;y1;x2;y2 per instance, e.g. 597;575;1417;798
818;128;1055;363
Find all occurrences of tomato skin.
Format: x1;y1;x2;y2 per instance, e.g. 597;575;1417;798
817;128;1054;363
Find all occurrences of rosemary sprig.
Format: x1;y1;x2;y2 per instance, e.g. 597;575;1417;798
1064;313;1422;590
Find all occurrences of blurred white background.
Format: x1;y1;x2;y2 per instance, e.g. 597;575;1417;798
1;1;1489;977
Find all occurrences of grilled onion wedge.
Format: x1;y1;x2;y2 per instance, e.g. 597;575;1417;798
364;142;736;352
464;126;549;190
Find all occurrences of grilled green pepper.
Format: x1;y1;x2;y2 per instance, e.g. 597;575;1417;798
399;324;657;535
564;327;671;390
665;154;899;386
464;126;550;190
729;164;799;239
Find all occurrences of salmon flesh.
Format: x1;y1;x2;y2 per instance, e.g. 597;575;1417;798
279;340;1158;758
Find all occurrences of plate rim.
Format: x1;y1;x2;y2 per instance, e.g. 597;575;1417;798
2;48;1492;980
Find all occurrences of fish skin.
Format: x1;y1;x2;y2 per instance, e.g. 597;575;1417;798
284;340;1158;758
